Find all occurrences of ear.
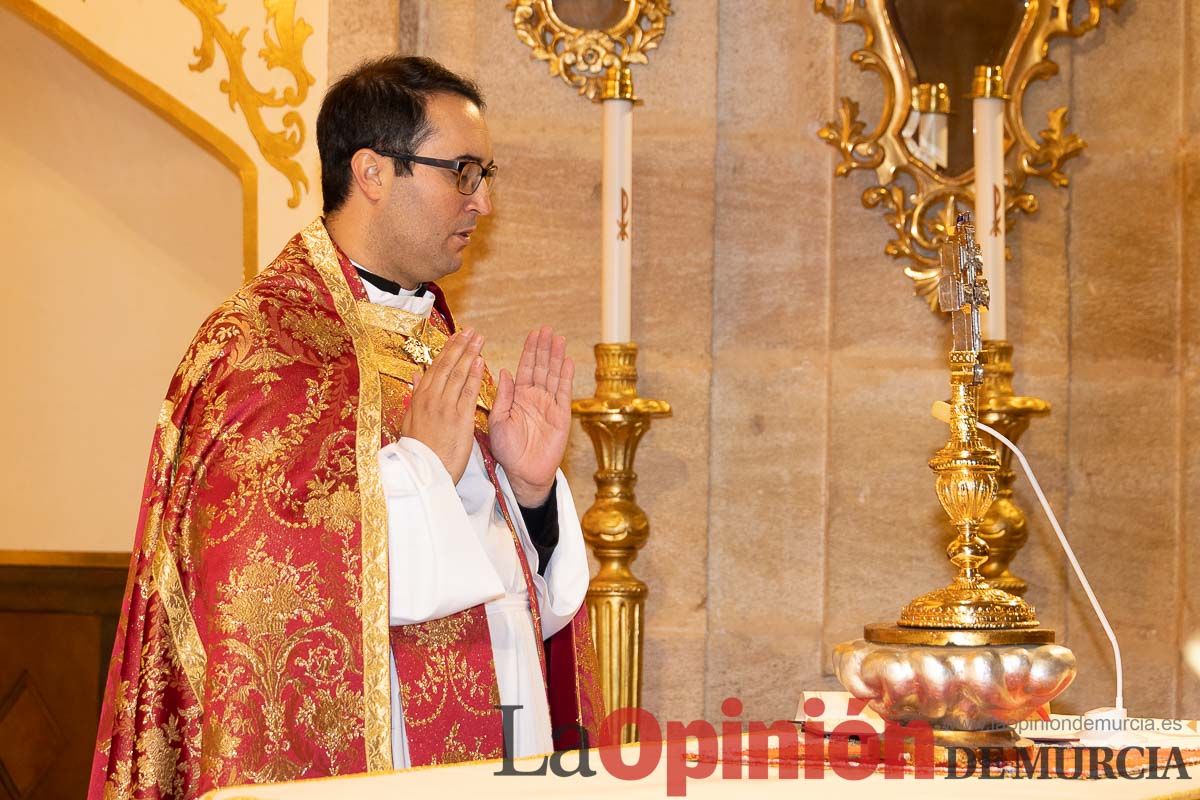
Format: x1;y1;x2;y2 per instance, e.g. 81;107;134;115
348;148;391;203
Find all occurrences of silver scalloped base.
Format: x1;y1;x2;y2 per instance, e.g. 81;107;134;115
834;639;1076;732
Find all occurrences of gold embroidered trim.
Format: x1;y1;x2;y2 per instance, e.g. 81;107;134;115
301;219;392;770
357;301;445;341
359;302;445;370
150;529;208;706
360;306;498;412
366;332;497;413
375;354;422;385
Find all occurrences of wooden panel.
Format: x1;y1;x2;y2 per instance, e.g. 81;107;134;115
0;668;68;799
0;555;128;799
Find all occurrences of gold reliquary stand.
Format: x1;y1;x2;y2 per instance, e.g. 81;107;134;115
834;214;1075;751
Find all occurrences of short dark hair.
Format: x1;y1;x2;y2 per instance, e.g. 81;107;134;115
317;56;485;215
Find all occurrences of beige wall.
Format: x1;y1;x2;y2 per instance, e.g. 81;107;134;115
354;1;1200;723
26;0;329;263
0;5;242;552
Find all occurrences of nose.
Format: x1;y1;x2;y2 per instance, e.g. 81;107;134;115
465;177;493;216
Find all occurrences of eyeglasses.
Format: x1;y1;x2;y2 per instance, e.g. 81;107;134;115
375;150;497;196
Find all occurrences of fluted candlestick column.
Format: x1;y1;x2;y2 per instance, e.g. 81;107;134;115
975;340;1050;596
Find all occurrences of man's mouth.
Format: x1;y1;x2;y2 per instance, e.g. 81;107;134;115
453;228;474;244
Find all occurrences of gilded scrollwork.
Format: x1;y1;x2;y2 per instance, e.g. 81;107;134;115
818;98;885;176
1023;107;1087;188
815;0;1122;306
180;0;315;207
508;0;672;100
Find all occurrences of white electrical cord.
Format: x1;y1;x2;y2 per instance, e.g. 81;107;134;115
932;401;1125;713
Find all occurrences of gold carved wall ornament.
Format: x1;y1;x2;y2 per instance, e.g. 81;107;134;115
181;0;314;208
507;0;671;100
814;0;1121;305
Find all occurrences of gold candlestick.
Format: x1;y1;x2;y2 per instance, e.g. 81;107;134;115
841;341;1070;746
975;341;1050;596
572;344;670;742
510;2;674;741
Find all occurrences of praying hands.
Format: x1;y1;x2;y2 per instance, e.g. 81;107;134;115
401;325;574;507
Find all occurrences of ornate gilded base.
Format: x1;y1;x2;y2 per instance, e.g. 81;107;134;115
834;636;1076;736
898;342;1040;631
865;622;1054;646
899;576;1040;629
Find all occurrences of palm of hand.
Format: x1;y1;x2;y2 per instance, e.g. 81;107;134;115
490;382;569;480
488;327;574;502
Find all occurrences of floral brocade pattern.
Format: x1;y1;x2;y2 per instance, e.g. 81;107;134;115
389;612;505;764
91;226;371;798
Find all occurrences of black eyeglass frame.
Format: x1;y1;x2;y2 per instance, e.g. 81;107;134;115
374;149;497;196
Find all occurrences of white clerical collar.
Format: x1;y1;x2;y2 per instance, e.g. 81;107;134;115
351;258;435;316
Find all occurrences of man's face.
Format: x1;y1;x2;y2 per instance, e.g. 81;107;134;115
378;92;494;287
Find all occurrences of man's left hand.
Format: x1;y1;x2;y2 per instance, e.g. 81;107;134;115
489;326;574;508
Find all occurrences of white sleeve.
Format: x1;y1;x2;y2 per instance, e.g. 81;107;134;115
379;437;504;625
496;467;590;640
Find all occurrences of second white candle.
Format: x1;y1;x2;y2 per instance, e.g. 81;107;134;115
972;70;1006;342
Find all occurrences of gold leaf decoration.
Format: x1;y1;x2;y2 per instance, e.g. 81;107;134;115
1023;107;1086;189
818;98;884;177
815;0;1122;307
508;0;672;101
181;0;314;208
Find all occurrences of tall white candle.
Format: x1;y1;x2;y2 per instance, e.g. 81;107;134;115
972;66;1006;341
601;96;633;343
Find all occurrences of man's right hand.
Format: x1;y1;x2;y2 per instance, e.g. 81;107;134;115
400;328;485;484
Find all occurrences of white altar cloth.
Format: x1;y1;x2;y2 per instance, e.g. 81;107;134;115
201;740;1200;800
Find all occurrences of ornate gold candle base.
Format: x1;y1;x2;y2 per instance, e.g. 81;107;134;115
975;340;1050;597
838;354;1073;747
572;344;670;742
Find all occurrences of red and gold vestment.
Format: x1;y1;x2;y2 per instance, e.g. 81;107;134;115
89;220;603;799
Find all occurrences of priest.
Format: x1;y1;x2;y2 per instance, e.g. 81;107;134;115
89;56;603;799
